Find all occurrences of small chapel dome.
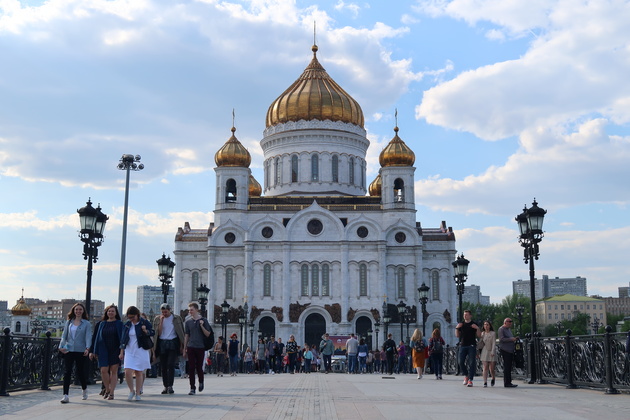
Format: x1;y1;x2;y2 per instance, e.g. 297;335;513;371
11;297;32;316
378;127;415;167
249;174;262;197
266;45;364;128
368;173;382;196
215;126;251;168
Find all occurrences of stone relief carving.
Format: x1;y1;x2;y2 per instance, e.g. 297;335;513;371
325;303;341;323
288;301;310;322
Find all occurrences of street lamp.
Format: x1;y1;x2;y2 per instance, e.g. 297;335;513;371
77;198;108;318
418;282;430;337
452;254;470;322
403;308;412;344
196;283;210;318
374;321;380;351
116;154;144;311
397;300;406;342
249;321;255;346
367;329;373;351
238;306;246;344
242;301;249;349
382;301;390;338
156;253;175;304
515;303;525;336
516;198;547;383
556;321;563;336
221;300;231;339
591;316;600;335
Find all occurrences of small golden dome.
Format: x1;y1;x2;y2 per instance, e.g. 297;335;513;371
249;174;262;197
379;127;415;167
368;173;382;196
266;45;364;128
215;127;251;168
11;297;32;316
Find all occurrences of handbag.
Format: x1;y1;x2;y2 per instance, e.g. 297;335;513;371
138;331;154;350
476;339;485;350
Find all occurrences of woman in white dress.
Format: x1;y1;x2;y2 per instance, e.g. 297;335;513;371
480;320;497;387
119;306;154;401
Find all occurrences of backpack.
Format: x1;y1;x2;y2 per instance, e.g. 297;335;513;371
431;339;443;354
414;339;425;352
202;323;215;351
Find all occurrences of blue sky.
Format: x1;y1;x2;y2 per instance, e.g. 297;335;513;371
1;0;629;311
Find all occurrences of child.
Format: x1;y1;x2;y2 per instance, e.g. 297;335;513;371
303;344;313;373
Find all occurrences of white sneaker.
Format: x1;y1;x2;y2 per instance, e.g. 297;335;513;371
135;394;142;401
463;378;468;385
82;389;88;400
60;395;69;404
127;391;135;401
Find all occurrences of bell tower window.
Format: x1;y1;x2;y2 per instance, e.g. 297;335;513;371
332;155;339;182
349;158;355;185
291;155;299;182
226;179;237;202
394;178;404;202
311;154;319;181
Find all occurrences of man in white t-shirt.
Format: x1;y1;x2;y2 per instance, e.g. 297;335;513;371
153;303;185;394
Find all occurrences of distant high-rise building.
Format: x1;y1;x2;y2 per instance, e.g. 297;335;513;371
29;298;104;321
0;300;10;329
619;286;629;299
463;284;490;305
513;275;587;299
137;285;174;318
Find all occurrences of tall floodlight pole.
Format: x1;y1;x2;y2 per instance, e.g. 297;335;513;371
116;154;144;310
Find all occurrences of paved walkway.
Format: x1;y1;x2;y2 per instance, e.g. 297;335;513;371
1;372;628;419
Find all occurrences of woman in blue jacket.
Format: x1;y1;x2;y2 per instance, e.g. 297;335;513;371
59;303;92;404
90;304;124;400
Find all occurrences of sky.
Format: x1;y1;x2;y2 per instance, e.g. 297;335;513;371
1;0;630;312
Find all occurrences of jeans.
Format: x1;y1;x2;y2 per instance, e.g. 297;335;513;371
458;345;477;381
500;349;514;385
187;347;205;388
304;359;311;372
348;354;357;373
323;354;332;371
397;354;406;373
386;353;395;374
431;352;443;377
159;346;179;387
288;353;297;373
216;353;225;374
245;360;253;373
62;352;88;394
229;354;239;373
358;356;367;373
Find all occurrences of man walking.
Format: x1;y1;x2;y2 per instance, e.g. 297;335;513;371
498;318;519;388
153;303;185;394
383;333;397;375
455;309;481;387
319;333;334;373
183;302;212;395
346;333;359;374
266;335;279;374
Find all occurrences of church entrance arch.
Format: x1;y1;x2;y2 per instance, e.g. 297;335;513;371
355;316;372;349
304;313;326;348
258;316;275;340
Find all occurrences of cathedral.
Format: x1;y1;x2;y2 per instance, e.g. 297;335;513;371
173;44;458;348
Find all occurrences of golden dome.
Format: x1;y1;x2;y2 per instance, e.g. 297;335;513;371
11;297;32;316
368;173;382;196
379;127;415;167
215;127;251;168
249;174;262;197
266;45;364;128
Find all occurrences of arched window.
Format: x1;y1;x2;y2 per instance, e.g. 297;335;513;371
311;265;319;296
225;268;234;300
431;271;440;301
332;155;339;182
192;272;200;300
359;263;368;296
361;161;366;188
263;264;272;296
291;155;299;182
322;264;330;296
394;178;404;202
311;154;319;181
301;265;309;296
396;267;405;298
274;157;280;186
264;160;269;189
15;321;21;333
226;179;237;202
349;158;355;185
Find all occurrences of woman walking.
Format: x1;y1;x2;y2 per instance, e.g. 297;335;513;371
59;303;92;404
429;328;445;379
90;304;123;400
119;306;154;401
256;338;266;374
286;335;299;373
480;320;497;387
410;329;427;379
228;333;240;376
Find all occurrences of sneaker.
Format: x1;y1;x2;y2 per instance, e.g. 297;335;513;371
484;382;488;388
439;376;443;379
467;380;473;387
127;391;135;401
135;394;141;401
82;389;88;400
491;378;495;387
199;382;204;392
463;378;468;385
161;387;169;395
60;395;69;404
168;386;174;394
188;388;196;395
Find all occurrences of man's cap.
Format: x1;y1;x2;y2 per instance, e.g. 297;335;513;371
160;303;171;310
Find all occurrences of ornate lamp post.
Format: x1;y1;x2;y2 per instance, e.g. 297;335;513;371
242;301;249;349
556;321;563;336
116;154;144;311
221;300;231;339
156;253;175;304
196;283;210;318
249;320;255;347
403;308;412;344
452;254;470;322
367;329;373;351
238;306;246;345
374;321;380;351
397;301;406;342
516;198;547;383
515;303;525;336
418;282;430;337
77;198;108;318
591;316;600;334
382;301;390;338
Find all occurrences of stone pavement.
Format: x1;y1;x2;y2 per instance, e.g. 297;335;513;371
0;372;628;420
